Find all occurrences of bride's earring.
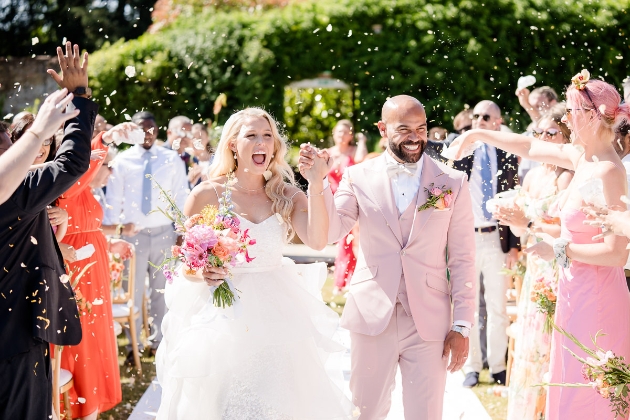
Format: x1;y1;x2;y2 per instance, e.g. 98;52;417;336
233;152;237;160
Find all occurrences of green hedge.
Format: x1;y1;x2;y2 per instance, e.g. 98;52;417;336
89;0;630;144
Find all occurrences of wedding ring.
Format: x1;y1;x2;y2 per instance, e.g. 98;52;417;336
55;103;63;110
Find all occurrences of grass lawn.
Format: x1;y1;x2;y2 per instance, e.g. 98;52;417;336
101;272;507;419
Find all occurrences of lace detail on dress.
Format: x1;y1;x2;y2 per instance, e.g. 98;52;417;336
223;347;293;420
236;215;285;270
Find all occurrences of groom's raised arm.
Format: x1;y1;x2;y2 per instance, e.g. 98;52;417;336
446;174;477;326
324;170;359;244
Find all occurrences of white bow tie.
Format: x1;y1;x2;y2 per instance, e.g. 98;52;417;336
386;161;417;178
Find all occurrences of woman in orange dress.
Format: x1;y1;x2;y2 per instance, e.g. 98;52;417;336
58;125;134;419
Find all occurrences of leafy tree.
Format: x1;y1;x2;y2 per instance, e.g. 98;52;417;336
88;0;630;145
0;0;154;56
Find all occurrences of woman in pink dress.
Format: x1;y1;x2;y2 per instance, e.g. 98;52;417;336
450;72;630;420
325;120;367;293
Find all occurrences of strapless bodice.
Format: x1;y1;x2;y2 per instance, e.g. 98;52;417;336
232;214;286;272
560;208;602;245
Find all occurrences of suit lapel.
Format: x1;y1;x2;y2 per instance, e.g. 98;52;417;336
407;155;444;246
364;155;404;247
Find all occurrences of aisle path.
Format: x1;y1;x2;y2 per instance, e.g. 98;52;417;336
128;245;491;419
129;329;490;420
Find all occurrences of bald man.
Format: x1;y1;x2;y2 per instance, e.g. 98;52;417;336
302;95;476;418
456;100;520;388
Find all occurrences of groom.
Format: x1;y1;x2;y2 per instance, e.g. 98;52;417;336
300;95;476;419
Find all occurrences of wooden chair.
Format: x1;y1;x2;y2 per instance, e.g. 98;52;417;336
111;244;142;374
52;345;73;420
505;270;524;387
142;287;150;340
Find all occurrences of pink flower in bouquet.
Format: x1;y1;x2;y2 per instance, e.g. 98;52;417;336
218;235;239;254
430;187;443;196
216;214;240;233
187;224;219;249
171;245;182;257
181;243;208;269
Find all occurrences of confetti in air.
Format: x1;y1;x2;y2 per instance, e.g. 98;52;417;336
125;66;136;78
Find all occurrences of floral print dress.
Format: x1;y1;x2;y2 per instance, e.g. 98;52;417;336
507;189;560;420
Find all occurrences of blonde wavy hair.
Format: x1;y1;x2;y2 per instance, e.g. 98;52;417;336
208;108;297;239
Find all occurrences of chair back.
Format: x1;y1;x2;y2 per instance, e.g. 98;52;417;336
112;244;136;306
52;345;62;419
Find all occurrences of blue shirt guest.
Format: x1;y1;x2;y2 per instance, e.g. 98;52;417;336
105;111;189;358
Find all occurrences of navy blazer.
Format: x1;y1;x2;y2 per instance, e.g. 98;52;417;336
0;97;98;359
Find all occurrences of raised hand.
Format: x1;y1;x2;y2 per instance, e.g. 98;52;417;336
28;89;80;140
47;41;89;93
443;131;477;160
493;203;529;229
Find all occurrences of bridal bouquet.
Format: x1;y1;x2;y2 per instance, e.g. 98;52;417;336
530;275;557;333
151;174;256;308
545;324;630;418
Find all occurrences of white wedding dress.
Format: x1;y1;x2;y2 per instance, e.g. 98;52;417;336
156;214;355;420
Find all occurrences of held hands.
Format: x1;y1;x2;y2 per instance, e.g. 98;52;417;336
47;42;89;93
298;143;332;183
443;331;468;373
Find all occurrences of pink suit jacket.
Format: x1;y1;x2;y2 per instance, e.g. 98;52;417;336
325;153;477;340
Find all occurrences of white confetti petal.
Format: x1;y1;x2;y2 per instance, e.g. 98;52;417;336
32;37;39;45
30;236;37;245
77;397;86;404
60;274;70;284
326;24;333;32
92;298;103;305
124;114;132;121
125;65;136;78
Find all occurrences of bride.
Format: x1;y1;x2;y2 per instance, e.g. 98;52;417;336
155;108;355;419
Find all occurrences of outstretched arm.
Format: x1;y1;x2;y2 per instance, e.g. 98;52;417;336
298;143;358;244
450;129;581;171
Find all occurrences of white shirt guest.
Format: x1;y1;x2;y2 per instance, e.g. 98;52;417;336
104;112;188;358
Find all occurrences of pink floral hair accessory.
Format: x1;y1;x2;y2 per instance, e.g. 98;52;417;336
571;69;590;91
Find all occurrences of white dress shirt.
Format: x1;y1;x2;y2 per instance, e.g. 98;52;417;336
104;144;189;228
384;151;423;214
470;144;498;228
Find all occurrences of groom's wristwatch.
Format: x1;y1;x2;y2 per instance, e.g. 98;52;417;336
451;325;470;338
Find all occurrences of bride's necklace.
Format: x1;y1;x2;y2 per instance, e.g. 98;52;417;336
234;183;265;193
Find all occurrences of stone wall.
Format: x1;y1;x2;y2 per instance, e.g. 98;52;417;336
0;56;58;119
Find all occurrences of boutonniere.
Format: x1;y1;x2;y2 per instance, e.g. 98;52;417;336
418;183;453;211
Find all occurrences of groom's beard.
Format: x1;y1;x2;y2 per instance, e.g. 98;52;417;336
389;139;426;163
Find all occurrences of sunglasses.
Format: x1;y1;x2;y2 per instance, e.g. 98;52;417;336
473;114;492;122
532;128;560;138
43;137;54;146
565;108;591;115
